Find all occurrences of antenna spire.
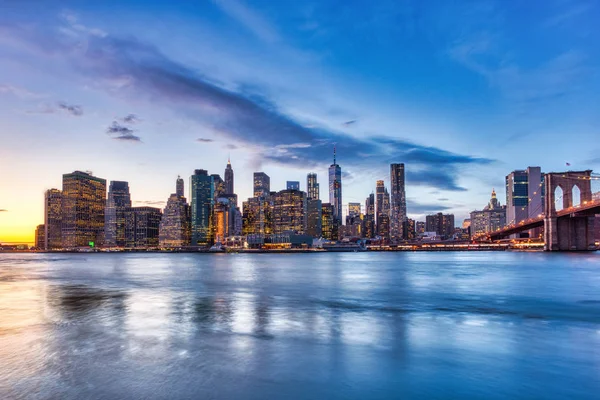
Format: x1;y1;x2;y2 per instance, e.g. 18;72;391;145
333;145;336;165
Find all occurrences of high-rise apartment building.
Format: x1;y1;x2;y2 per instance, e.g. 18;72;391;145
328;148;342;225
124;207;162;248
307;173;319;200
253;172;271;198
61;171;106;248
44;188;62;250
190;170;214;246
390;163;407;242
321;203;335;240
159;177;191;248
272;189;307;234
365;193;375;238
425;213;455;239
104;181;132;248
242;197;272;235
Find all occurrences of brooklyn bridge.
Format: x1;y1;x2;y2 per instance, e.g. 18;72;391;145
480;170;600;251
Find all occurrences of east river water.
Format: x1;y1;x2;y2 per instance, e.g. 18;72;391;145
1;252;600;399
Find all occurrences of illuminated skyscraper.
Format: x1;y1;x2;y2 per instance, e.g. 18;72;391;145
425;213;455;239
505;167;544;238
35;224;45;249
306;199;322;237
365;193;375;238
176;175;184;197
272;189;307;234
211;174;225;199
190;169;214;246
242;197;272;235
253;172;271;198
376;180;390;239
124;207;162;248
159;177;191;248
307;173;319;200
224;158;234;195
61;171;106;248
321;203;335;240
328;147;342;225
44;188;62;250
390;163;407;242
214;197;236;242
104;181;131;248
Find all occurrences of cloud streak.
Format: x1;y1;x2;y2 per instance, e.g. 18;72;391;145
58;102;83;116
2;19;492;190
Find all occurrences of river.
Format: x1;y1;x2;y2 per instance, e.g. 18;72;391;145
1;252;600;399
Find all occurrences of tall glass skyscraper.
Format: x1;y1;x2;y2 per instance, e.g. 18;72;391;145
390;163;407;242
224;158;234;195
307;173;319;200
44;188;62;250
365;193;375;238
104;181;132;248
190;169;214;246
159;177;191;248
328;148;342;225
253;172;271;198
376;180;390;239
61;171;106;248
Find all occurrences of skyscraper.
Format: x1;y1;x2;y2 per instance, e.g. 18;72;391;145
104;181;132;248
365;193;375;238
190;169;214;246
242;197;272;235
272;189;307;234
176;175;184;197
35;224;45;249
348;202;361;217
321;203;335;240
425;213;455;239
253;172;271;198
307;173;319;200
328;147;342;225
61;171;106;248
306;199;322;237
470;189;507;236
159;177;191;248
211;174;225;199
124;207;162;248
44;188;62;250
376;180;390;238
506;167;544;238
390;163;407;242
224;158;234;195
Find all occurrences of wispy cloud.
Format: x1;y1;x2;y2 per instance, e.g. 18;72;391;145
196;138;214;143
212;0;279;43
342;120;357;127
0;84;45;99
1;19;492;191
58;102;83;116
121;113;140;124
106;121;142;142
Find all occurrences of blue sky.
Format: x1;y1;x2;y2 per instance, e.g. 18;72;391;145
1;0;599;242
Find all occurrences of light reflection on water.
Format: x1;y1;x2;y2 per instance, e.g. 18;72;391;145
1;252;600;399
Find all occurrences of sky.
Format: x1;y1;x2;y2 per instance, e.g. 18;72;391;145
1;0;600;243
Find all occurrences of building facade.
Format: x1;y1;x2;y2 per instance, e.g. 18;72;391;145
224;159;234;196
321;203;335;240
306;199;323;238
125;207;162;248
253;172;270;198
364;193;375;238
159;178;191;248
307;173;319;200
242;197;273;235
470;189;507;236
104;181;132;248
286;181;300;191
61;171;106;248
376;180;390;239
44;188;62;250
390;163;407;242
272;189;307;234
35;224;45;249
425;213;455;239
190;170;214;246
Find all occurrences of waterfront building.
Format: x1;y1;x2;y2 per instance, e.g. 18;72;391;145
364;193;375;238
190;170;214;246
242;197;272;235
125;207;162;248
425;213;455;239
35;224;45;249
328;148;342;225
61;171;106;248
306;199;323;238
390;163;407;242
470;189;507;236
416;221;426;235
253;172;270;198
376;180;390;239
224;158;234;196
44;188;62;250
402;218;416;240
104;181;132;248
272;189;307;234
214;197;236;242
506;167;544;226
159;178;191;248
307;173;319;200
286;181;300;191
321;203;335;240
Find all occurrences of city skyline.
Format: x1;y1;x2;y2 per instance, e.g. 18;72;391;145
2;1;600;243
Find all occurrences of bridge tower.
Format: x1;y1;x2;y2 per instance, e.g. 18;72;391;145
544;170;595;251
